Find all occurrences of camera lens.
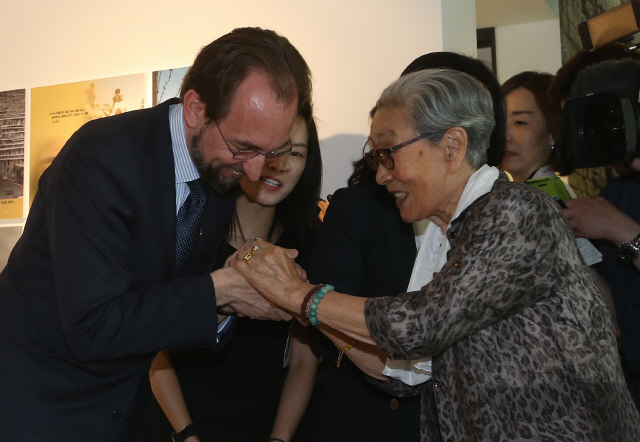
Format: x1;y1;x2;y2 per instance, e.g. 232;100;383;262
582;95;626;163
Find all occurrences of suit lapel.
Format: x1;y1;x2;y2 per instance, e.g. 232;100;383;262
140;100;178;281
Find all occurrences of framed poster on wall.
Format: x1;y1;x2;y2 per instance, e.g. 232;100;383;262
30;74;145;204
0;225;22;271
0;89;25;220
152;67;189;106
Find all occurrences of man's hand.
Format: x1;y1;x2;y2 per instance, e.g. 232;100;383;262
229;240;311;313
563;197;640;245
211;267;292;321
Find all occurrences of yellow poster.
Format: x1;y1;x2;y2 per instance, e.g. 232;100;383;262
0;89;25;220
30;74;145;203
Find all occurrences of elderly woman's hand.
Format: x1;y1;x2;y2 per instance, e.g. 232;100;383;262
229;239;312;313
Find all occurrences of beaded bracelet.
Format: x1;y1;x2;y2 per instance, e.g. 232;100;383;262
306;284;334;326
300;284;323;317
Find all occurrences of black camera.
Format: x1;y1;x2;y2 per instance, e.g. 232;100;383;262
563;90;639;168
563;0;640;169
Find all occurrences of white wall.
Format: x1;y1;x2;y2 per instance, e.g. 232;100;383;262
1;0;448;205
495;18;562;83
442;0;478;57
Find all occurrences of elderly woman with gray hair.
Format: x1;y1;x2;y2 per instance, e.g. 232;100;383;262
231;69;640;441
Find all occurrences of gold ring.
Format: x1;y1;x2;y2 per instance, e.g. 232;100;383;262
243;252;253;264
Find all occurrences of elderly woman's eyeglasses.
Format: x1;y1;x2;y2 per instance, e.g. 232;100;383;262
216;123;293;160
363;133;430;170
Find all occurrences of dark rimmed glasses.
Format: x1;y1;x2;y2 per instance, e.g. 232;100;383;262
216;123;293;160
363;133;431;170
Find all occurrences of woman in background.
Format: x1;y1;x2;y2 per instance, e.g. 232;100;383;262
149;109;323;442
502;71;610;272
501;71;572;184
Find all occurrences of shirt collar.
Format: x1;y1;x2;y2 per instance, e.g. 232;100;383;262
169;103;200;184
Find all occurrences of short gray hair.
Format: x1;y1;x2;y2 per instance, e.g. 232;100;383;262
376;69;495;169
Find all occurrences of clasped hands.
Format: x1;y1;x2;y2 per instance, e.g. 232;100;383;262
212;240;311;322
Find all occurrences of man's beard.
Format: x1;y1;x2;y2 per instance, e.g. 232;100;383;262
189;133;244;193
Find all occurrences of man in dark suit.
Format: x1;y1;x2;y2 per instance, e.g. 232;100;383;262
0;27;310;441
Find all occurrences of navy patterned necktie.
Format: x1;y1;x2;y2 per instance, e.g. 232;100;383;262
175;178;207;278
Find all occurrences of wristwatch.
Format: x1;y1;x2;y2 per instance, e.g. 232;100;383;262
172;423;197;442
616;232;640;265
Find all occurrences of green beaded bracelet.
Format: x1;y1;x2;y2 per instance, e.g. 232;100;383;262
307;284;334;326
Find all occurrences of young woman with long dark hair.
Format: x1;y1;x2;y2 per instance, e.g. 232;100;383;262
149;109;323;442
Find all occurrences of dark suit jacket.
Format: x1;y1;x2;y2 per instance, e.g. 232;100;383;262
0;100;234;441
597;173;640;372
301;182;421;441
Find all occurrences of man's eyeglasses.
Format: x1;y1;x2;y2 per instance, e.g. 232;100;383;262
363;133;431;170
216;123;293;160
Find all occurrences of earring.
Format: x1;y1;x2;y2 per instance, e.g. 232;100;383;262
550;142;555;150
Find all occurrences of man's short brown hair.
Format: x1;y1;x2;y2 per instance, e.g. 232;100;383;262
180;27;312;123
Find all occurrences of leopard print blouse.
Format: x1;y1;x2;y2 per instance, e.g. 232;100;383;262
365;175;640;442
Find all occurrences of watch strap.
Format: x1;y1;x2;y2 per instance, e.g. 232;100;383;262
217;306;238;316
172;423;197;442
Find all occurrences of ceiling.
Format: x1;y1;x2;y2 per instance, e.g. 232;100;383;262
476;0;558;29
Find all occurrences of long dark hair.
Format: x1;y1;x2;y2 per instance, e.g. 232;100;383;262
349;51;506;186
269;104;323;260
